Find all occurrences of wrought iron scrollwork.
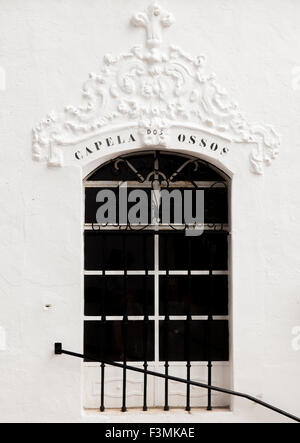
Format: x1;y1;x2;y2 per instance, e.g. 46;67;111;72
89;151;229;233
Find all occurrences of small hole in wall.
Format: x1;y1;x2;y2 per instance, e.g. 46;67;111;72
44;304;52;311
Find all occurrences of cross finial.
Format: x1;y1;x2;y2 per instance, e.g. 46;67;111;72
131;2;175;48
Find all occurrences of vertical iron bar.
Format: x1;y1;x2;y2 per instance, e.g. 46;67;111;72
100;234;106;412
122;235;128;412
207;361;212;411
207;238;214;411
143;234;149;411
100;362;105;411
164;234;169;411
185;236;192;411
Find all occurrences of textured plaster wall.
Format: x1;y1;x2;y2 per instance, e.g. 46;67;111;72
0;0;300;423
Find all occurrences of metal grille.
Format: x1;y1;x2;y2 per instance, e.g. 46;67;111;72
83;151;230;411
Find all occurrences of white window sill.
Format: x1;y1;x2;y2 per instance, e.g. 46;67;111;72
82;407;232;423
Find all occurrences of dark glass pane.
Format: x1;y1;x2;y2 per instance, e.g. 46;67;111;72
85;275;154;316
204;188;228;224
159;275;228;315
158;153;190;181
158;188;200;226
158;188;228;225
85;187;152;224
84;320;154;362
87;160;138;182
84;231;102;270
159;233;228;271
85;187;116;224
87;154;154;181
159;320;229;362
159;234;189;270
159;153;225;182
190;234;228;270
84;231;154;270
124;154;155;182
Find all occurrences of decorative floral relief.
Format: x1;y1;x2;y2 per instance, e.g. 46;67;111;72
139;117;170;146
32;2;279;173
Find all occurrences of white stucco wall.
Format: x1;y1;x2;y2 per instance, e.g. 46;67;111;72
0;0;300;423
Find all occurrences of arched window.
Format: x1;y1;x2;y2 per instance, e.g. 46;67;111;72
83;151;230;411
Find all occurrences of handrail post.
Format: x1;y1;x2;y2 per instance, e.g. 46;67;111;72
55;343;62;355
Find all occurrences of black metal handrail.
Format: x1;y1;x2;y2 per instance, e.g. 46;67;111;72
54;343;300;423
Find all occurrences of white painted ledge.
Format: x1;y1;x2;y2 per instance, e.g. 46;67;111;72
82;407;294;423
82;407;234;423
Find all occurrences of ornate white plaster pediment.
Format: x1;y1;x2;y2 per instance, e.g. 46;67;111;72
32;2;280;174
